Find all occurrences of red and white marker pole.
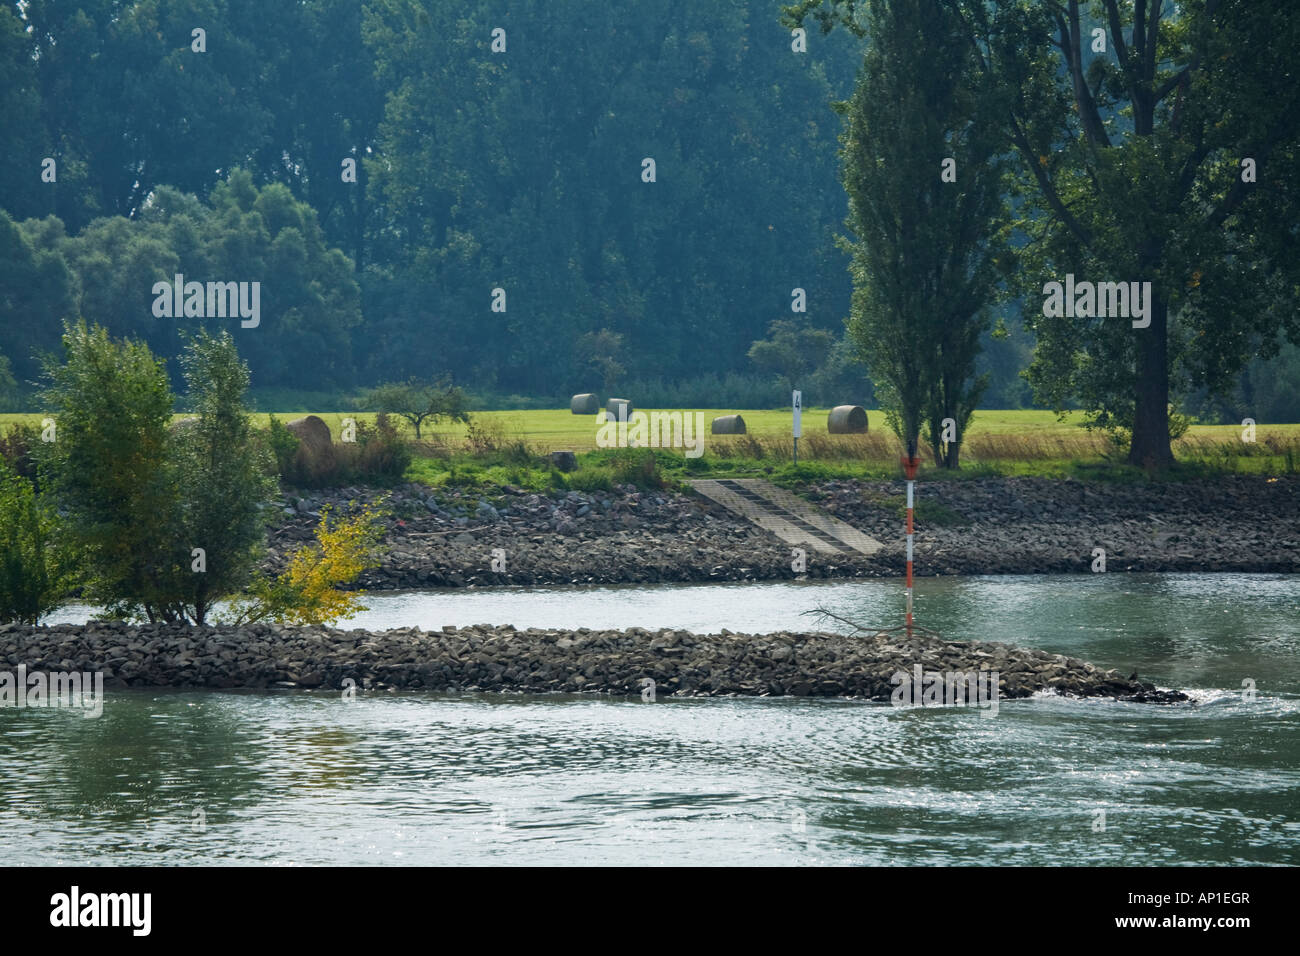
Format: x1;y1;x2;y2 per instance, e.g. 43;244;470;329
901;439;921;638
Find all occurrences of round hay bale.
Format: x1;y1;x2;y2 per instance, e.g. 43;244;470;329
711;414;747;435
605;398;633;420
285;415;336;482
286;415;333;448
550;450;578;472
571;393;600;415
827;405;868;434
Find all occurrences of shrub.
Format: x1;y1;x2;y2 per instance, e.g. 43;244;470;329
228;502;387;626
610;448;666;489
567;467;613;492
464;416;507;454
0;422;39;480
266;416;301;477
0;462;69;624
340;413;412;484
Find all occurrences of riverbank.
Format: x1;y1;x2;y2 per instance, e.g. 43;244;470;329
0;620;1187;701
267;474;1300;587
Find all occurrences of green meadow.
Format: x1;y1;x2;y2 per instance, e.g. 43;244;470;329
5;408;1297;490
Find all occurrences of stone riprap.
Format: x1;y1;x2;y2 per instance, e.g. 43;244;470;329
0;621;1186;701
266;475;1300;589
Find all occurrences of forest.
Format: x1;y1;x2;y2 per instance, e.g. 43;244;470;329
0;0;1296;433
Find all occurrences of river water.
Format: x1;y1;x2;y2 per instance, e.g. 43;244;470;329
4;573;1298;865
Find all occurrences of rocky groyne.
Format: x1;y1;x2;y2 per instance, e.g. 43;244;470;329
1;621;1187;702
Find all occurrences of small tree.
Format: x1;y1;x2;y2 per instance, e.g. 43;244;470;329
166;329;279;625
41;322;280;624
0;353;17;410
39;321;180;621
747;319;835;397
0;462;70;625
366;376;469;439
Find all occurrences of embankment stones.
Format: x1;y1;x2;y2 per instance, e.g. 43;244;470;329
0;620;1188;702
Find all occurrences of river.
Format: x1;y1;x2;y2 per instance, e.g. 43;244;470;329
4;573;1298;864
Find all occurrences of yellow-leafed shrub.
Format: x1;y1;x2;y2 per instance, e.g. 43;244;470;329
230;502;386;626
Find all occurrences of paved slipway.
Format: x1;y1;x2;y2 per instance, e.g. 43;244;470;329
266;474;1300;588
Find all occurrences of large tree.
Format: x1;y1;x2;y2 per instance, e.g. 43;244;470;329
790;0;1300;468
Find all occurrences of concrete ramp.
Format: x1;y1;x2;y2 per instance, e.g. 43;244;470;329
689;478;882;556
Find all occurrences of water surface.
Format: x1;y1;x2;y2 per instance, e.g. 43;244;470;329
8;573;1299;865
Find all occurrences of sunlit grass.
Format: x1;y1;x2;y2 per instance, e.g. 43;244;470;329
4;409;1297;485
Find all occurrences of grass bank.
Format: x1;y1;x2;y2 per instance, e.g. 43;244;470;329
4;409;1297;491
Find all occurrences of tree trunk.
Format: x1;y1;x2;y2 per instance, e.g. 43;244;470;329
1127;295;1174;470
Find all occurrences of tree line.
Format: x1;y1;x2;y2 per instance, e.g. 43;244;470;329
0;0;874;404
2;0;1298;468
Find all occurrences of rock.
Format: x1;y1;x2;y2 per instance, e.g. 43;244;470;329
550;450;578;472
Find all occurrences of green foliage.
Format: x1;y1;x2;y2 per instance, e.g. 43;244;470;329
573;329;626;392
0;352;16;408
365;377;469;438
838;0;1007;469
0;421;39;480
0;462;70;625
39;321;179;620
747;320;835;395
337;413;412;484
994;0;1300;467
40;322;279;624
165;329;280;624
266;416;301;478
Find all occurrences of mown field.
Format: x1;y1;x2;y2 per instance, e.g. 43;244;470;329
5;408;1298;487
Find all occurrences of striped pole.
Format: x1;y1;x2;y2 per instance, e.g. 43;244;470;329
902;439;920;638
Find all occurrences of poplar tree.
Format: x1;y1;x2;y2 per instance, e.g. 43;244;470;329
836;0;1009;466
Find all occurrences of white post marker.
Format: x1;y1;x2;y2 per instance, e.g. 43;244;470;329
901;439;920;638
792;389;802;465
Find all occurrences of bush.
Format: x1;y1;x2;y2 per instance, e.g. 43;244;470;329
228;502;387;626
274;414;414;487
266;416;301;477
610;448;666;489
0;463;68;624
567;467;613;492
0;422;39;480
339;413;412;484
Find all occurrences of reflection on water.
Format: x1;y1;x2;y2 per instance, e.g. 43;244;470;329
8;574;1300;865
